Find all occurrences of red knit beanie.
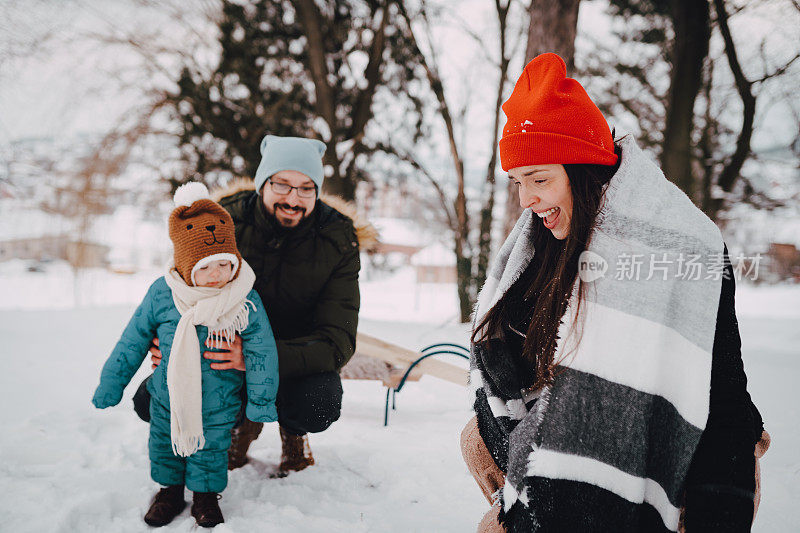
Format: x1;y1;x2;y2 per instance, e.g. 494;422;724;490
499;53;618;171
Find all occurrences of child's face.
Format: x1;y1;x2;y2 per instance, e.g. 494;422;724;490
194;260;233;288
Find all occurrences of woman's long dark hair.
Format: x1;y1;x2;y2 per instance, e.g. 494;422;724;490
472;144;622;390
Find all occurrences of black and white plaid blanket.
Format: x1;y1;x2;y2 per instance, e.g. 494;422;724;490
470;136;726;531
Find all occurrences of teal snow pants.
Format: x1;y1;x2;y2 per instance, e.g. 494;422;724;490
148;394;235;493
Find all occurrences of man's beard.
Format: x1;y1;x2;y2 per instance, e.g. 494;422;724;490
270;202;309;228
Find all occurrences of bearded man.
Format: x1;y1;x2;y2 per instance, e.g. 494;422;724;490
135;134;376;476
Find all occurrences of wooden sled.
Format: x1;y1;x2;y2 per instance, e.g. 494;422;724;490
339;332;469;425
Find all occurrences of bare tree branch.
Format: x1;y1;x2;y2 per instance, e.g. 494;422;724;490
398;1;466;231
712;0;756;199
438;7;500;66
753;52;800;84
291;0;336;128
348;3;390;140
399;0;475;320
400;152;456;229
476;0;512;293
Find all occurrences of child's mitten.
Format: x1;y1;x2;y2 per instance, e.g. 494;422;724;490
246;401;278;424
92;388;122;409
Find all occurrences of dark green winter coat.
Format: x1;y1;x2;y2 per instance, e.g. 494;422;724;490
215;181;377;379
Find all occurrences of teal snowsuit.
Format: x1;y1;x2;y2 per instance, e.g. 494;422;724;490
92;277;279;493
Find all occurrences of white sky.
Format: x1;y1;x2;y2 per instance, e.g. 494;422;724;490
1;0;798;257
0;0;214;143
0;0;797;162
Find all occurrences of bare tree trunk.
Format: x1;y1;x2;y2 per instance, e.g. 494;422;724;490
322;156;358;200
503;0;581;237
292;0;336;126
525;0;581;72
476;0;512;296
293;0;391;202
698;58;717;215
660;0;710;202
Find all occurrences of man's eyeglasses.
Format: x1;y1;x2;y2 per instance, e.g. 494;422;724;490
266;179;317;198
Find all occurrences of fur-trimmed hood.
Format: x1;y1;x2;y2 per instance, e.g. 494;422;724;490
212;178;379;251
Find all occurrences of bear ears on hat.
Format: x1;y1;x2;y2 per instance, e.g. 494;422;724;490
260;134;327;156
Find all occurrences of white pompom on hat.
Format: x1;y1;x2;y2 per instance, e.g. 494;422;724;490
173;182;211;208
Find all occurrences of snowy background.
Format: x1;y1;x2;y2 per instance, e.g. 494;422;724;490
2;0;799;531
1;266;799;532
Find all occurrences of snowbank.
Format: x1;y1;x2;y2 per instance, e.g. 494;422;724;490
0;270;797;531
0;307;482;532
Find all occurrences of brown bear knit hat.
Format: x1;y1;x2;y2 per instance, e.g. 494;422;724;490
168;182;242;286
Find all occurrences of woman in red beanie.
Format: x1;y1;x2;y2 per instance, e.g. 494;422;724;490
462;53;767;532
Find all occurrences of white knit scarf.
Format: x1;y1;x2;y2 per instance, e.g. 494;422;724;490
163;259;256;457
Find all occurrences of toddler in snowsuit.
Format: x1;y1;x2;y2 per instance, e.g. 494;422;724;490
92;183;279;528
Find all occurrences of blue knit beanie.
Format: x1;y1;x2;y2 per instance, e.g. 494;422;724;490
254;134;327;195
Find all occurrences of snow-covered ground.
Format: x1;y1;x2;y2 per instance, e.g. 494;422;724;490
1;268;798;531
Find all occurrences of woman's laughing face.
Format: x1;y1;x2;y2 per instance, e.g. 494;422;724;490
509;164;572;240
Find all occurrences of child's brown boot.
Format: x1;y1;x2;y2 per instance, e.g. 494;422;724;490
191;492;224;528
144;484;186;527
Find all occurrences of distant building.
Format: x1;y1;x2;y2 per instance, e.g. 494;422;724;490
368;217;431;266
411;242;457;284
765;242;800;281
